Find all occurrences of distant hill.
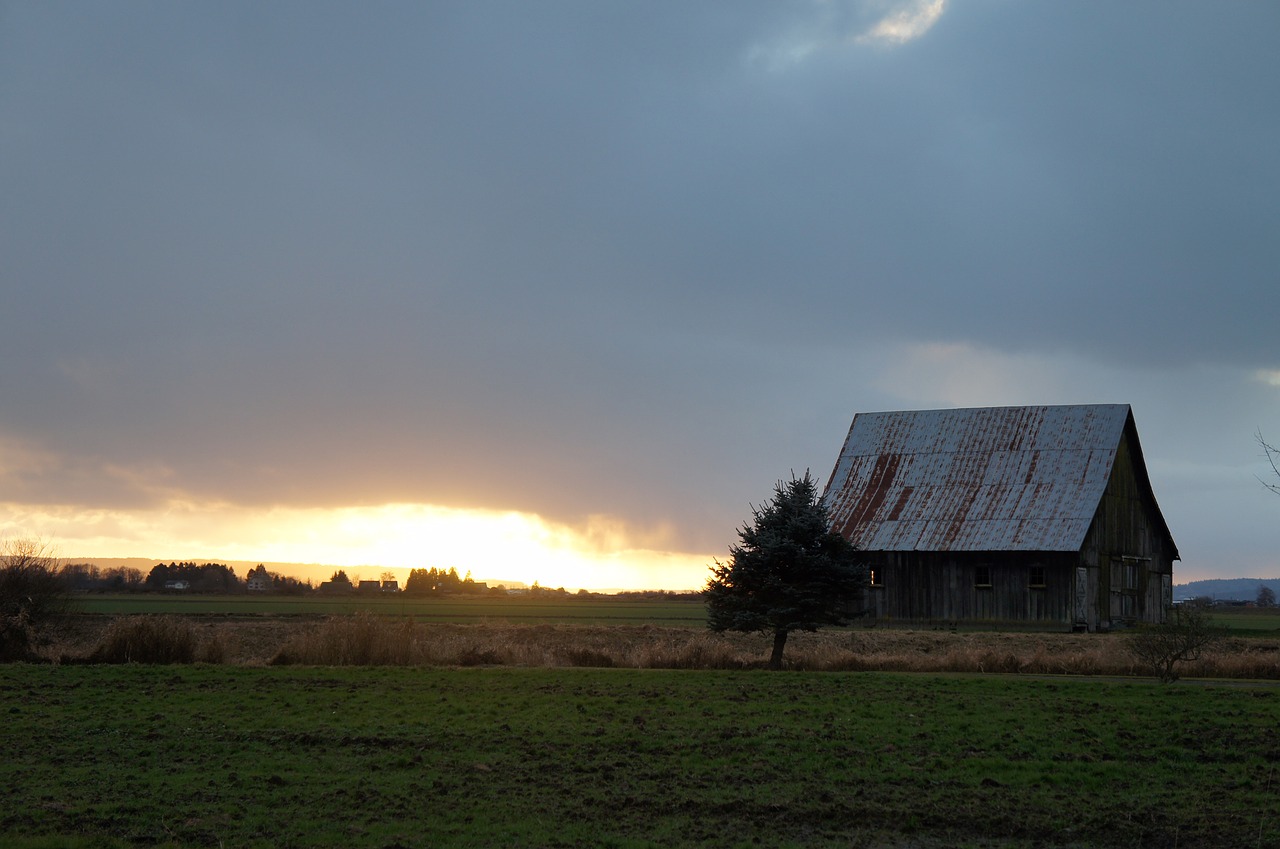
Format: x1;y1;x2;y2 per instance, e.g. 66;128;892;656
1174;578;1280;603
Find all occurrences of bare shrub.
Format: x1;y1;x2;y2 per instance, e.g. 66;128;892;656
88;616;198;664
0;611;37;662
1128;605;1224;683
0;539;67;661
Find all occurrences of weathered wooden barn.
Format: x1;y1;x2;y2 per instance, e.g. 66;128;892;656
821;404;1178;631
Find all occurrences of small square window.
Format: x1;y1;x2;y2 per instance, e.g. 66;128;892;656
974;565;992;588
869;568;883;587
1029;566;1046;588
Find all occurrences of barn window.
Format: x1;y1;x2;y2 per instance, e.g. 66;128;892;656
974;565;992;588
869;568;883;587
1029;565;1046;588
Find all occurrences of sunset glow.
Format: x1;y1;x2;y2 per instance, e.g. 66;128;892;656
0;501;712;591
2;3;1278;595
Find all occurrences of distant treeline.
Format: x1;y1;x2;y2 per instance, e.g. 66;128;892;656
403;566;488;595
612;589;701;601
64;562;311;595
61;561;702;598
61;563;148;593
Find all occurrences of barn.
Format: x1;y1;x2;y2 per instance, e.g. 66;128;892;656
821;404;1178;632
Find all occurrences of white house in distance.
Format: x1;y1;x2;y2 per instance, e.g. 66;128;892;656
245;564;272;592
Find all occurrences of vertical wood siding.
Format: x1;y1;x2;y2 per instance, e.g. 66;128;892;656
864;550;1076;627
1079;420;1175;629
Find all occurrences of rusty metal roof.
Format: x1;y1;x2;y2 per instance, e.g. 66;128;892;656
821;404;1137;552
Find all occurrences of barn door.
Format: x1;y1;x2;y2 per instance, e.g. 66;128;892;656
1074;566;1089;629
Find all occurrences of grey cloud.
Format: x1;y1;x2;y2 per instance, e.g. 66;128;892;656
2;2;1278;554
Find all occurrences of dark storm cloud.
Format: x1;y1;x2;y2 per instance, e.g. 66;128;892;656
2;2;1278;551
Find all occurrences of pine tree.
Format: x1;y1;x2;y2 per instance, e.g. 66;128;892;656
704;472;867;669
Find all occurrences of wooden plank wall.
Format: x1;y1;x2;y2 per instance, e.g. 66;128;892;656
864;550;1077;628
1082;425;1176;628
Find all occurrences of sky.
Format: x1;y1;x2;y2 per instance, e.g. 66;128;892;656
2;1;1278;590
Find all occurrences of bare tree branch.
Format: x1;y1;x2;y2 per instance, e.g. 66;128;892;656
1259;431;1280;496
1128;602;1223;683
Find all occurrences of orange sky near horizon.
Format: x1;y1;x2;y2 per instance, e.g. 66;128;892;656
3;3;1279;595
0;501;715;591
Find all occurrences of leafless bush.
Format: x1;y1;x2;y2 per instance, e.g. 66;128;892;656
88;616;199;664
1128;605;1225;683
0;539;67;661
0;611;37;662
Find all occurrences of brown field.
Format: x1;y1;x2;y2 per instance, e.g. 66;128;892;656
35;612;1280;678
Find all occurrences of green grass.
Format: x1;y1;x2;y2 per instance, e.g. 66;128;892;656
2;665;1277;848
1206;608;1280;634
69;594;1280;635
67;593;708;625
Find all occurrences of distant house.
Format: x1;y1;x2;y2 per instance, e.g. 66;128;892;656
318;572;354;593
245;564;272;592
357;580;381;593
821;404;1178;631
162;580;190;592
380;580;399;593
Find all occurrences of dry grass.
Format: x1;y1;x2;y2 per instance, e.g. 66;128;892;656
84;615;202;664
30;613;1280;679
269;615;752;669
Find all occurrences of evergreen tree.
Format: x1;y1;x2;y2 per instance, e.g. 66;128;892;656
705;472;866;670
404;568;431;595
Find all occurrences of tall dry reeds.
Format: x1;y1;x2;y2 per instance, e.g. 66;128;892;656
85;615;210;664
271;612;427;665
30;612;1280;679
265;615;1280;678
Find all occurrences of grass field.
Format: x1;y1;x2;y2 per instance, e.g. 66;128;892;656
1206;608;1280;634
65;593;709;625
2;664;1277;848
66;593;1280;634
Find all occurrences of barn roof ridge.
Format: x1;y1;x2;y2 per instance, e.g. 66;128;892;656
850;401;1131;415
